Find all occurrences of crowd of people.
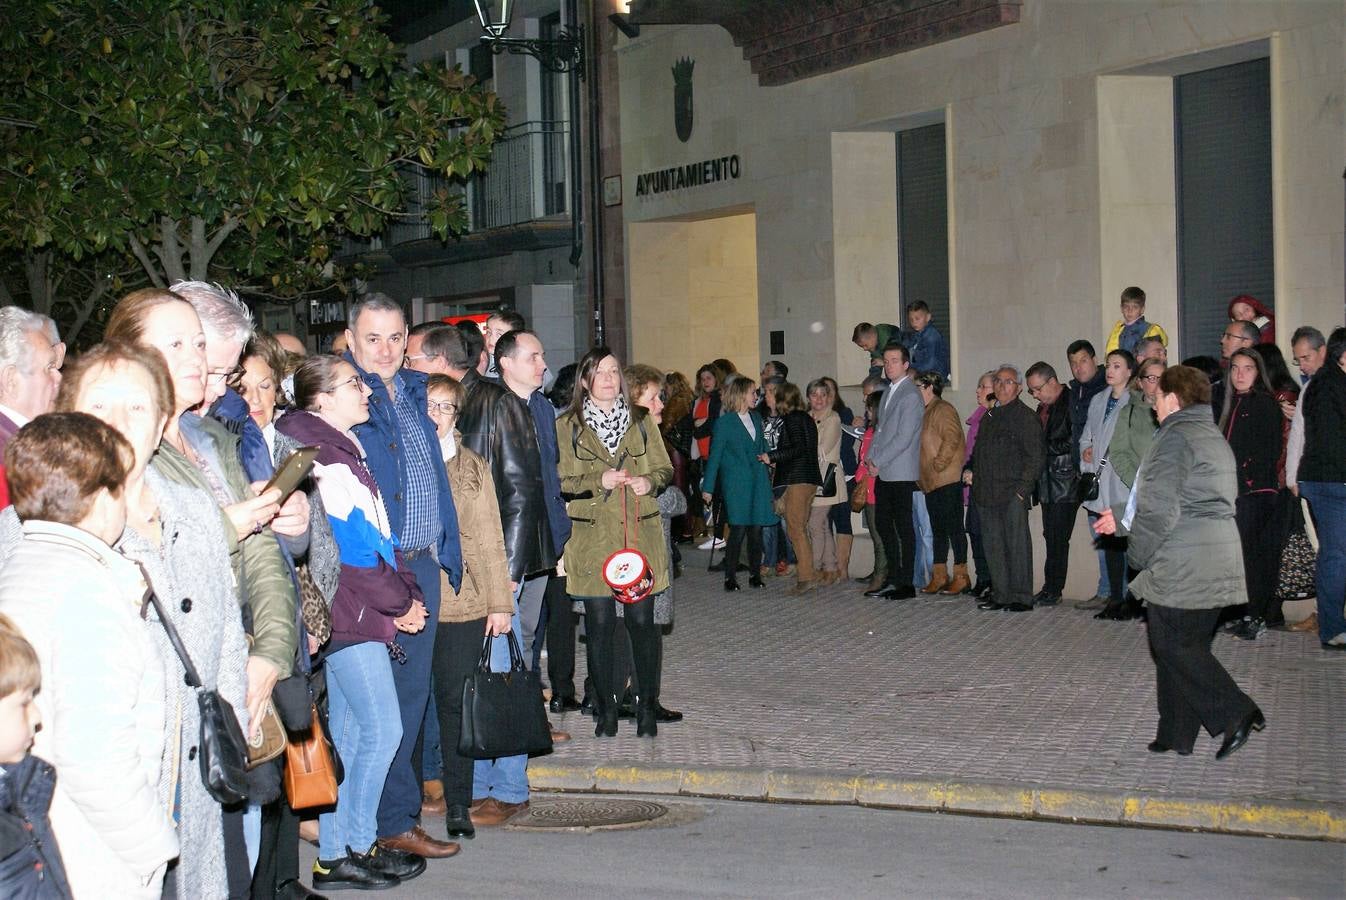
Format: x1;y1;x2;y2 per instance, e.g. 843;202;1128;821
0;279;1339;896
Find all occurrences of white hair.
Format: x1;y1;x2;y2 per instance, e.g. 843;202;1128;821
170;281;254;346
995;364;1021;383
0;307;50;373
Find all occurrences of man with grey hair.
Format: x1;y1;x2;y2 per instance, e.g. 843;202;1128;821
0;306;63;457
1135;335;1167;366
966;365;1043;612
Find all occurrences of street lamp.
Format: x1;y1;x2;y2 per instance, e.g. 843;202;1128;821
472;0;585;77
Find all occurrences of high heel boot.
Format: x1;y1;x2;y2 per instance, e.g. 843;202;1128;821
594;694;619;737
633;695;658;738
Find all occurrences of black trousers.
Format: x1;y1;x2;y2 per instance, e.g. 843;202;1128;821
875;478;916;589
926;483;967;566
1234;491;1281;620
980;498;1033;607
431;617;487;809
251;797;302;898
1147;604;1257;752
966;501;988;582
544;574;576;701
1040;500;1078;595
583;595;660;707
723;525;763;578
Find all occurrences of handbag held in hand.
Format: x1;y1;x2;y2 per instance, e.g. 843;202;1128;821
143;589;251;805
284;705;339;810
458;631;553;760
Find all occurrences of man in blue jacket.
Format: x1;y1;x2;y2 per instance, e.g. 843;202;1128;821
344;293;464;861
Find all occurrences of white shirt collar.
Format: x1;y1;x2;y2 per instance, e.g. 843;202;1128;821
0;403;30;428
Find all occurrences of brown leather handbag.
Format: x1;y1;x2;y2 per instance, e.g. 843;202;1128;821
246;698;288;769
283;706;338;809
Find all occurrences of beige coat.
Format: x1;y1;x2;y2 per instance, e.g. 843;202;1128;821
439;437;515;623
811;411;845;506
918;398;966;493
557;410;673;598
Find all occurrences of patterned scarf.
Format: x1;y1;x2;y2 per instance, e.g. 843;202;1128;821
583;395;630;456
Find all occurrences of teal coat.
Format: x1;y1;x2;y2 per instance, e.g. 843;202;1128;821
702;412;776;526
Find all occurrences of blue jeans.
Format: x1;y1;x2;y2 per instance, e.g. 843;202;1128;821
472;588;528;804
1299;482;1346;643
912;491;933;586
320;642;403;861
1087;511;1114;597
421;691;441;782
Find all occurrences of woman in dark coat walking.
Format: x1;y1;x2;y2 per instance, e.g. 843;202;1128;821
701;377;776;591
1095;366;1264;760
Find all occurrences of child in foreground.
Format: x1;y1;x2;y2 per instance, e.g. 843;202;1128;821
0;614;70;899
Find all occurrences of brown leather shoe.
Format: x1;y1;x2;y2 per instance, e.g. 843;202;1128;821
421;793;447;817
378;825;460;859
1287;613;1319;633
470;797;529;827
549;723;571;743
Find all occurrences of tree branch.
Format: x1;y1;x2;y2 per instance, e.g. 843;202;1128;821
127;234;168;288
199;216;243;272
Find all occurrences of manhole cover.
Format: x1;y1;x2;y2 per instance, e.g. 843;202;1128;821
506;798;670;831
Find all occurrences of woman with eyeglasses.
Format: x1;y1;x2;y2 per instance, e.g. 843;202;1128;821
274;355;429;890
420;374;514;841
1080;348;1140;620
557;348;673;738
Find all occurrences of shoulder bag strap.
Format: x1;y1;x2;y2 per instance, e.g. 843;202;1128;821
140;582;203;689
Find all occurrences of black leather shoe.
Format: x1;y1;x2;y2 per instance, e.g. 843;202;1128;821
1147;740;1192;756
313;852;399;891
1215;708;1265;760
364;844;426;881
887;585;916;600
1003;602;1033;612
549;695;581;713
973;583;994;600
579;691;595;715
863;586;894;598
445;804;475;840
277;878;328;899
653;702;683;723
1034;590;1061;607
724;578;741;592
748;575;765;588
977;598;1004;610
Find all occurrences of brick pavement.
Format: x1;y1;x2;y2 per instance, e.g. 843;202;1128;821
538;547;1345;834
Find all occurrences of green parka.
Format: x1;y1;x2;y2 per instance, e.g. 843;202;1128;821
556;409;673;599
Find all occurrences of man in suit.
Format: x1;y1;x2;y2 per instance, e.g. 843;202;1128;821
863;342;925;600
0;307;62;448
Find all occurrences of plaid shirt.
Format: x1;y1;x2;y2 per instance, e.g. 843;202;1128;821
392;373;441;551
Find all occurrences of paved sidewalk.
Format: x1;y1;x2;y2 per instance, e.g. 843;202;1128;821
535;548;1346;840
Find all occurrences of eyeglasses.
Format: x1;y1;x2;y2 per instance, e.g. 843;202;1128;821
427;400;458;415
325;375;364;394
1141;374;1162;384
206;366;243;385
993;378;1018;386
403;354;438;366
1222;331;1251;342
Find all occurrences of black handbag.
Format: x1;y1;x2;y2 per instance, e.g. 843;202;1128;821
458;631;553;760
1074;458;1106;505
815;462;838;499
143;589;251;805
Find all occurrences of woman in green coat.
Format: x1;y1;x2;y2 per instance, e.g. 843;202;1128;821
557;348;672;739
701;376;776;592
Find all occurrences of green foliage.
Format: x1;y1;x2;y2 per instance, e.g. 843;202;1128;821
0;0;505;295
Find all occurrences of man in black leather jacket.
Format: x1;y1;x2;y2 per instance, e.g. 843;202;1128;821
1026;361;1078;606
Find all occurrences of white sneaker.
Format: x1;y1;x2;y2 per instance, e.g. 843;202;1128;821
697;537;726;550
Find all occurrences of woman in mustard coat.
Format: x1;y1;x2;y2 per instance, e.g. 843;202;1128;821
557;348;673;739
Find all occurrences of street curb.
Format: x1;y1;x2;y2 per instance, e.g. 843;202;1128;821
527;761;1346;841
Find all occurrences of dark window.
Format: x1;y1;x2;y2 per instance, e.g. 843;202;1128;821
1175;58;1272;360
540;12;568;215
896;123;950;357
